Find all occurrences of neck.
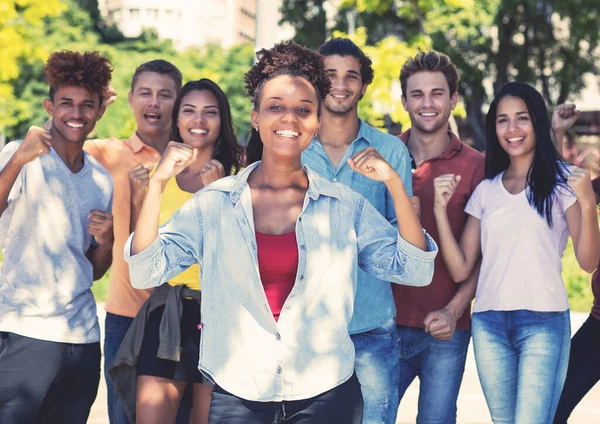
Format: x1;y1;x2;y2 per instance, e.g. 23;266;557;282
136;129;170;155
505;153;534;179
51;128;85;172
406;125;451;164
184;143;215;175
318;108;360;148
250;153;307;189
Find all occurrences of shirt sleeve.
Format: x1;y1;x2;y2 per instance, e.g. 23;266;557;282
124;193;203;289
356;194;437;287
385;142;413;228
0;141;25;204
464;180;485;219
592;177;600;201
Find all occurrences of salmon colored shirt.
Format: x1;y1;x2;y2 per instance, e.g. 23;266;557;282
84;134;161;318
591;177;600;321
393;130;485;331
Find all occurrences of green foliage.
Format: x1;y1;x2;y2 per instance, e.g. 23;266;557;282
279;0;328;49
4;0;255;143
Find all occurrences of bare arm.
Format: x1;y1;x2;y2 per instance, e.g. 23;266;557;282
423;260;480;340
566;168;600;273
551;103;580;153
348;147;426;250
128;164;151;233
86;210;114;280
433;174;482;281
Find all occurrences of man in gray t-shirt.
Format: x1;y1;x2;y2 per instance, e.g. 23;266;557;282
0;51;114;424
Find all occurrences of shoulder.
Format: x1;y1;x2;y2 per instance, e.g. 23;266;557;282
83;137;126;162
363;125;409;164
202;174;238;194
0;140;23;156
459;142;484;161
85;152;113;184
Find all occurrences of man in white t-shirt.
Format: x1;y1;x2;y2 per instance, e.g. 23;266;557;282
0;51;114;424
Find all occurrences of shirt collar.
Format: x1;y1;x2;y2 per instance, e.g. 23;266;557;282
309;118;373;151
399;129;463;161
125;132;161;156
228;162;342;204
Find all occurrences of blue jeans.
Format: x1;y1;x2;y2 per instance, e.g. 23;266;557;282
472;310;570;424
396;325;470;423
104;312;134;424
351;317;400;424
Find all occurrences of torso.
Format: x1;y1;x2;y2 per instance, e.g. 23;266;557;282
250;185;306;234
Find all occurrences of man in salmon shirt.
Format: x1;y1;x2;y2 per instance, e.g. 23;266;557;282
84;60;182;424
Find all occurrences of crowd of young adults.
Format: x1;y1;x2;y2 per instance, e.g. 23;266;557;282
0;37;598;424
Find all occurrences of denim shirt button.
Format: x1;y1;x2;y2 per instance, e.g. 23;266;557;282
276;365;282;374
275;332;281;341
299;275;304;280
300;244;306;249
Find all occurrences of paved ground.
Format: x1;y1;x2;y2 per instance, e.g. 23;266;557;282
88;305;600;423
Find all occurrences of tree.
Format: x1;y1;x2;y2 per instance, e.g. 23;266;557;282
279;0;328;49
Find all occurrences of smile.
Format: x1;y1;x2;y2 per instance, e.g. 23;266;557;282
275;129;300;138
65;121;85;128
189;128;208;134
507;136;526;145
144;113;161;120
419;112;438;117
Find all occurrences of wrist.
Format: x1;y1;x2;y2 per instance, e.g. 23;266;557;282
149;177;167;192
383;172;403;188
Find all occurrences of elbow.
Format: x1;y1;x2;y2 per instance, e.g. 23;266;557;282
449;269;470;284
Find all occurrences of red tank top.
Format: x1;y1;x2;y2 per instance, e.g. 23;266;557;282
256;231;299;322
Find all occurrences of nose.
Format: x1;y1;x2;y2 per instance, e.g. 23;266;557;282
422;95;434;107
149;94;159;107
508;117;520;131
282;110;298;123
330;75;346;90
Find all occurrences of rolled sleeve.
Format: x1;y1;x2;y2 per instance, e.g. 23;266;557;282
356;195;437;287
124;195;203;289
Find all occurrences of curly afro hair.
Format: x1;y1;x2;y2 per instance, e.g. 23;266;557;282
244;41;331;108
44;50;113;104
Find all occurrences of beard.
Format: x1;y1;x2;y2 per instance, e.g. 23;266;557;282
409;108;452;134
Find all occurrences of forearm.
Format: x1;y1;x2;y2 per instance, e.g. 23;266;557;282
130;196;144;233
434;208;472;281
553;129;565;154
386;174;426;250
443;260;480;319
131;179;164;255
87;244;113;280
575;204;600;272
0;157;25;215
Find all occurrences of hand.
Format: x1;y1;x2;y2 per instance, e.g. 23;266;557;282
423;308;457;341
433;174;461;211
152;142;198;184
568;167;595;209
199;159;225;186
103;85;117;107
129;164;152;204
409;196;421;221
552;103;581;134
347;147;398;183
88;210;114;246
14;126;52;165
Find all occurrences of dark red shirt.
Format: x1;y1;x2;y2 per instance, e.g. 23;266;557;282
256;231;298;322
394;130;485;330
591;177;600;321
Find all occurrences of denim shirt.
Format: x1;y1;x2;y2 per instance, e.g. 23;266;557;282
302;120;413;334
125;162;436;402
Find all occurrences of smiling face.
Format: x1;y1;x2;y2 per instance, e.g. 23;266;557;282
43;84;104;145
402;71;457;135
495;95;536;160
177;89;221;150
322;55;366;115
128;71;178;140
251;74;320;161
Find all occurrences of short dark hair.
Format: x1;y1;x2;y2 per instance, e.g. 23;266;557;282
171;79;243;175
130;59;182;93
318;38;374;85
400;51;459;98
45;50;112;104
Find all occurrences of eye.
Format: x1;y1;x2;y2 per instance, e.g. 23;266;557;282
412;93;422;98
297;107;312;114
160;93;172;99
206;110;218;115
269;104;283;111
347;75;357;80
518;116;529;121
497;118;507;124
181;108;194;114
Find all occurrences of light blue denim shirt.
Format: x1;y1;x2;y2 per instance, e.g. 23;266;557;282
125;162;436;402
302;119;413;334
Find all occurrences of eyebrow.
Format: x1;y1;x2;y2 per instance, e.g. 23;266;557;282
409;88;446;94
59;97;96;105
326;68;360;76
266;96;315;105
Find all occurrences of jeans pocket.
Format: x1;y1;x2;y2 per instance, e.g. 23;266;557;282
367;317;397;337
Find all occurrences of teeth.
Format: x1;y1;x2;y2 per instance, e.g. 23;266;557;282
66;122;84;128
190;129;208;134
332;94;347;99
275;130;299;138
145;113;159;119
508;137;525;142
420;113;437;117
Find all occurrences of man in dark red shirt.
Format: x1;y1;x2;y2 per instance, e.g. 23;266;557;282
393;51;484;422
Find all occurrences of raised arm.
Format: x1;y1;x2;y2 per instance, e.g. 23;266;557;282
551;103;580;154
128;164;151;233
0;127;52;215
348;146;425;250
433;174;482;282
565;168;600;273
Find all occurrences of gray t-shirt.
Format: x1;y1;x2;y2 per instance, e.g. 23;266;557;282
0;141;113;344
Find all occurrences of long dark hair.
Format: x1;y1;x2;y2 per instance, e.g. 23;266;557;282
485;82;569;226
171;79;243;175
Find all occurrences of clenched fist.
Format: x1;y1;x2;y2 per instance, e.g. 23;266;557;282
128;164;152;205
568;167;595;209
347;147;399;184
552;104;580;134
434;174;462;211
152;142;197;185
88;210;114;246
14;126;52;166
199;159;225;186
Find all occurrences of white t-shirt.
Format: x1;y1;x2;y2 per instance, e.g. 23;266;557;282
465;171;576;313
0;141;113;344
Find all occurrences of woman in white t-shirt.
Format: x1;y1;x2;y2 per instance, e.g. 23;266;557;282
432;82;600;423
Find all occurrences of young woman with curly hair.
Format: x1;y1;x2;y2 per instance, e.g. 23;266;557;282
0;50;114;423
125;41;437;424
